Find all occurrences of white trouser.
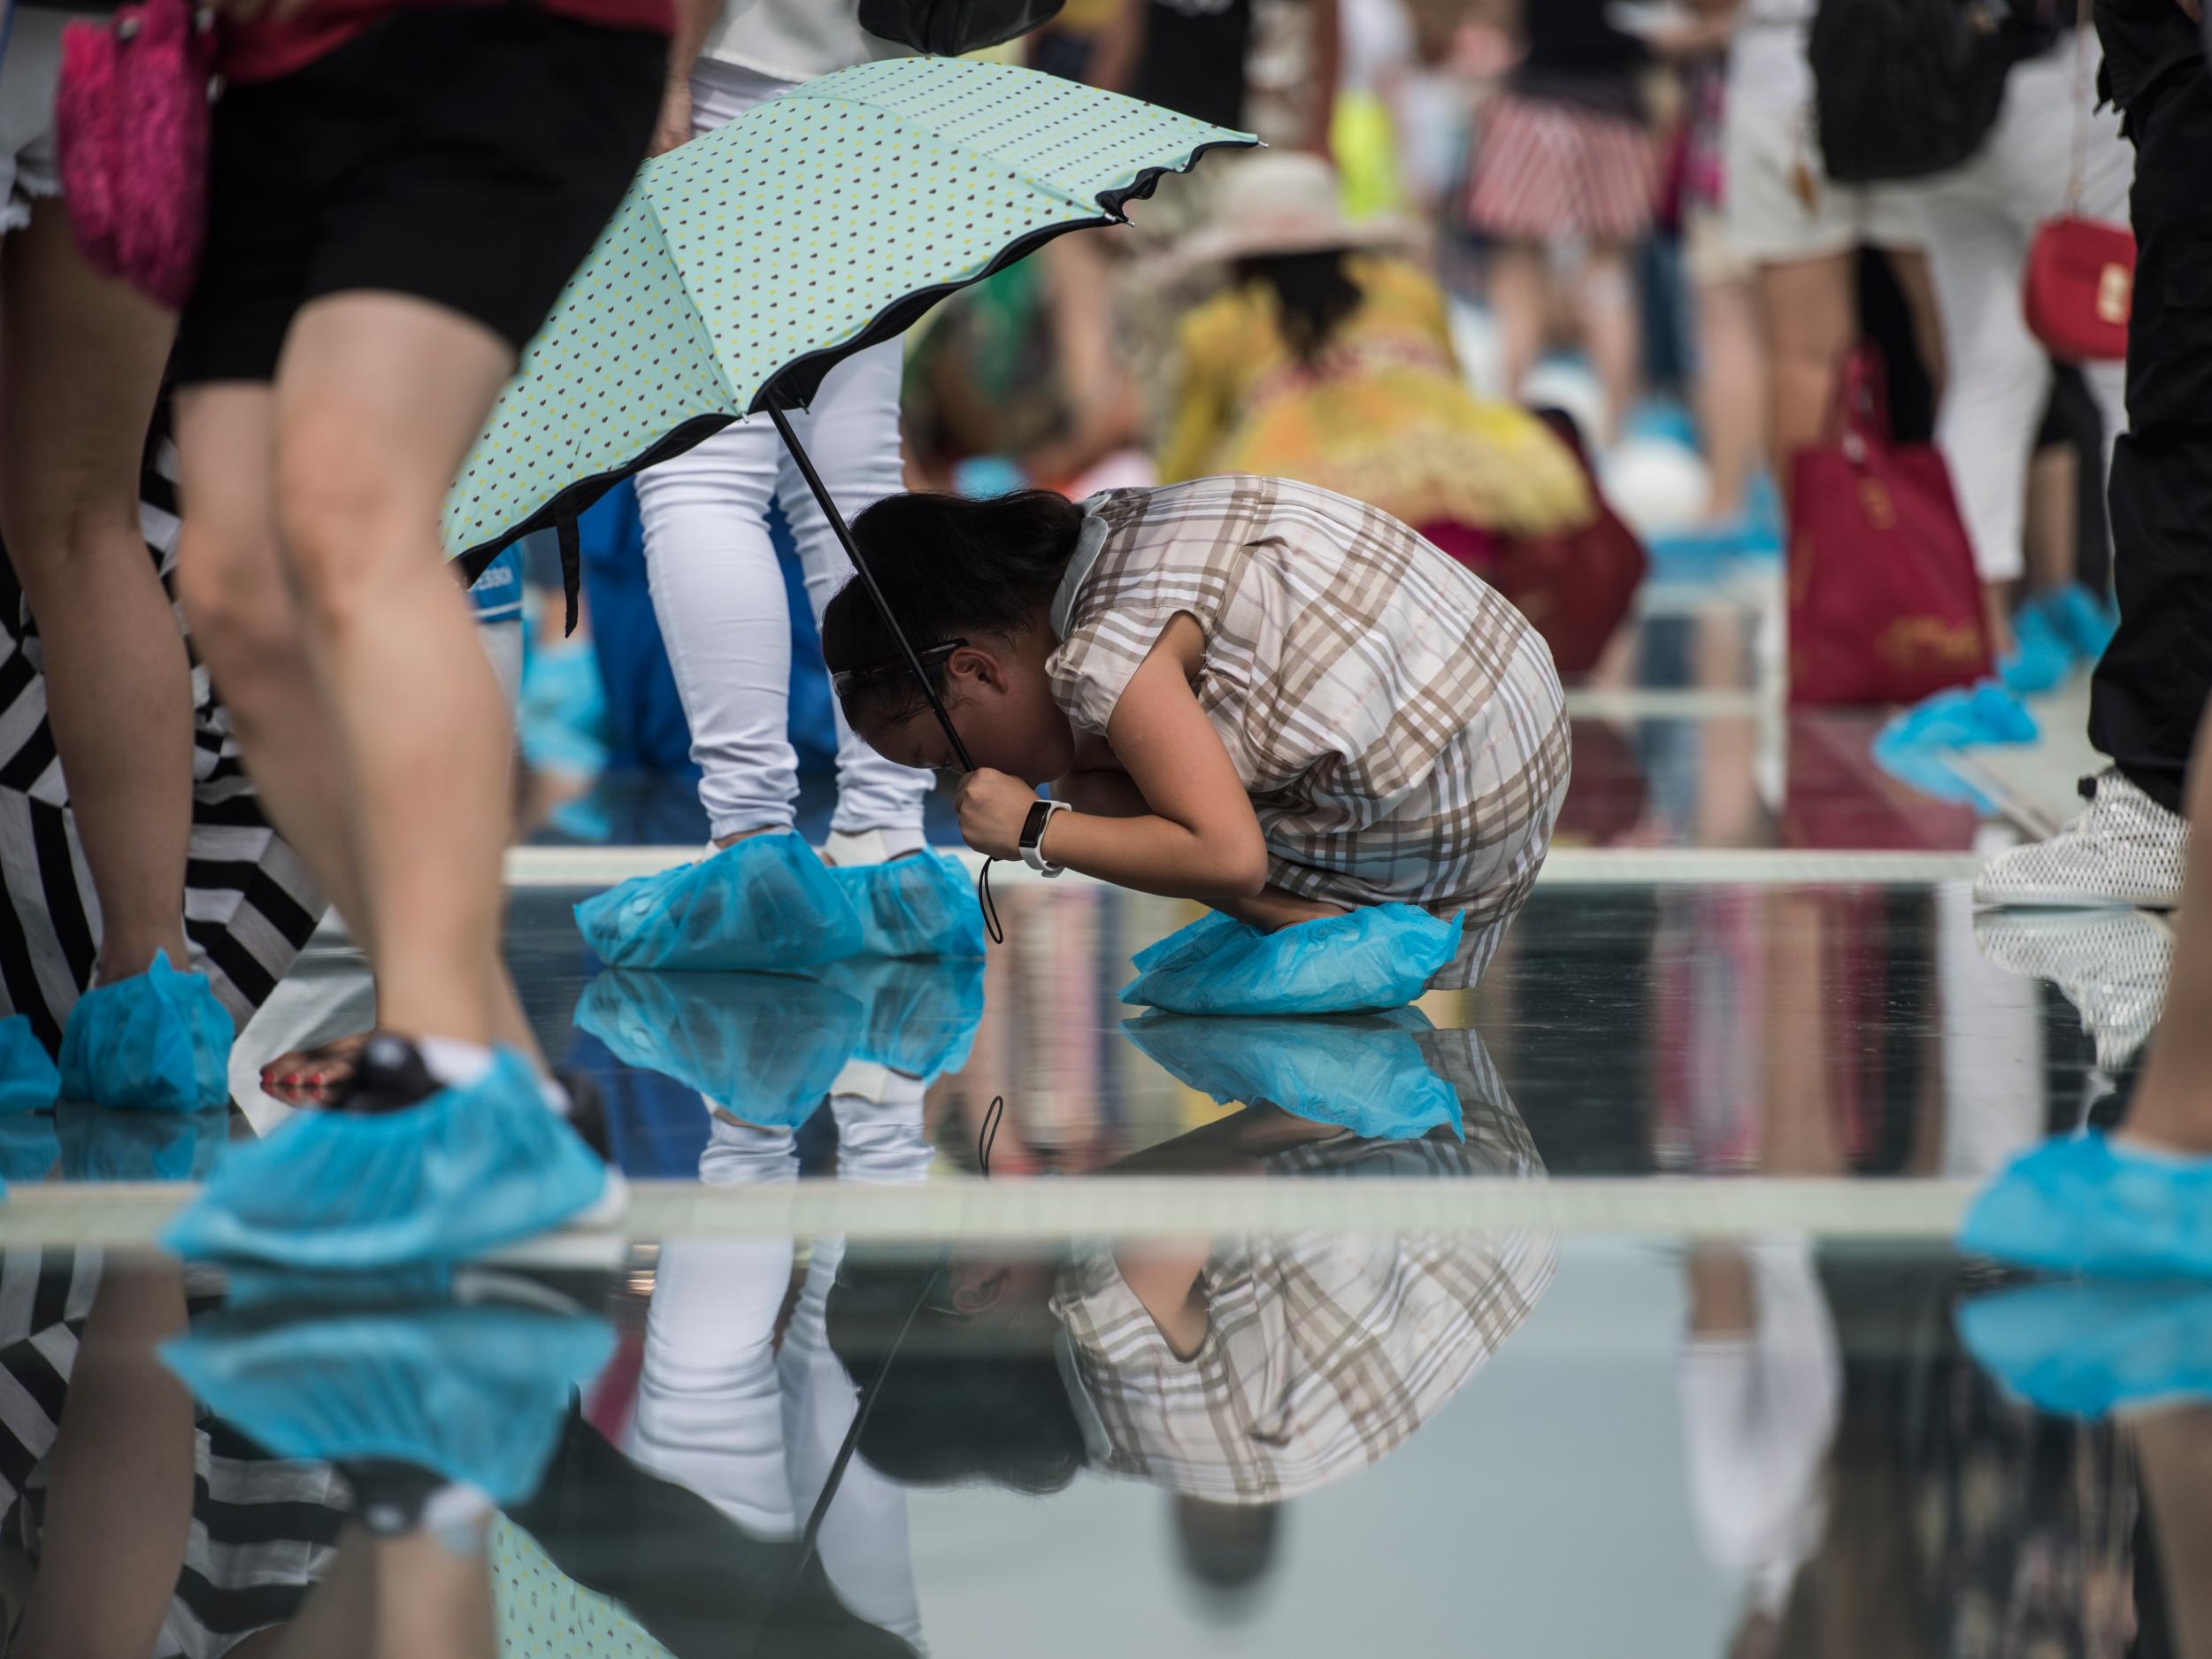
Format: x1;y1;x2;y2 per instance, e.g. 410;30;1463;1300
634;59;931;844
1920;37;2131;586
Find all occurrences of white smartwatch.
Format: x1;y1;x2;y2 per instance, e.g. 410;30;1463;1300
1020;798;1071;876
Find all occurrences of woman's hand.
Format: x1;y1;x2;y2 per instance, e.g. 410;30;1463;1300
955;769;1041;861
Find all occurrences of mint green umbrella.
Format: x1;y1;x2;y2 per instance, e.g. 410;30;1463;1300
442;56;1252;763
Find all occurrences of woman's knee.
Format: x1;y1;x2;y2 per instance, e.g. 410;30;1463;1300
271;407;432;621
174;521;301;685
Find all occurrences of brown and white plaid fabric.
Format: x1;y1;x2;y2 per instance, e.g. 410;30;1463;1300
1048;1055;1557;1504
1048;476;1570;988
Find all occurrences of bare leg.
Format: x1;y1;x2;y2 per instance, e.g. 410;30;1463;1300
1581;242;1641;445
1693;274;1766;525
2116;697;2212;1154
1216;886;1350;932
0;202;190;983
1487;242;1551;408
12;1262;195;1659
1755;251;1857;518
366;1528;498;1659
2129;1409;2212;1659
265;294;516;1045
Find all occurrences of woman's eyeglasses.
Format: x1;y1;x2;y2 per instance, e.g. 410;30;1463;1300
829;638;969;702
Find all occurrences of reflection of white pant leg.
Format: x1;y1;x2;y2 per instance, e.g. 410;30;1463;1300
626;1238;801;1537
827;1072;933;1186
775;341;933;841
636;419;801;840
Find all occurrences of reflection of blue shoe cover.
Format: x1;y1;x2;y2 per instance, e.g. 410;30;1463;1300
0;1018;58;1116
576;969;863;1128
1122;1008;1463;1141
1960;1133;2212;1279
163;1050;611;1266
831;852;987;958
60;1103;225;1183
819;954;987;1084
574;832;864;972
1998;599;2076;696
2049;584;2119;664
1120;904;1464;1016
0;1117;55;1185
57;953;233;1113
161;1295;613;1505
1869;728;2001;811
1959;1282;2212;1418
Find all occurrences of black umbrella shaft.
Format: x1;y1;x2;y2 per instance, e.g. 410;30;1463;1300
767;399;977;775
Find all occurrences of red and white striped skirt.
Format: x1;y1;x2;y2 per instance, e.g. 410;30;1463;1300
1463;92;1657;247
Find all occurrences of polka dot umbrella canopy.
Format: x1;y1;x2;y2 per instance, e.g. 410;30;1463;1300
442;56;1253;760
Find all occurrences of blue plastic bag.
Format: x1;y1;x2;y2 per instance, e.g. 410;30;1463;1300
575;967;864;1128
820;954;987;1085
163;1289;613;1506
831;851;987;958
164;1048;611;1267
1120;1008;1464;1141
575;831;864;972
0;1016;58;1117
57;952;233;1113
1119;904;1464;1016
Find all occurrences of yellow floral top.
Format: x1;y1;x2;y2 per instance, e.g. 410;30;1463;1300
1157;256;1594;539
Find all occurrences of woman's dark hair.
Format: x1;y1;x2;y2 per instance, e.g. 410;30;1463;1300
823;1252;1087;1496
1233;249;1363;365
819;488;1085;726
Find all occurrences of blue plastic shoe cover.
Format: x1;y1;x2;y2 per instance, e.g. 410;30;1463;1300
1121;1008;1463;1141
60;1102;225;1183
0;1017;58;1117
2049;583;2119;662
1998;599;2075;696
162;1049;611;1267
162;1295;613;1505
0;1117;55;1185
1119;904;1465;1016
1959;1133;2212;1279
1877;680;2038;753
819;954;987;1085
58;952;234;1113
831;850;987;958
574;832;864;972
1958;1282;2212;1419
576;968;863;1128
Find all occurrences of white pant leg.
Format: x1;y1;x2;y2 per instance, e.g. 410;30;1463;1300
774;341;933;841
1926;39;2132;586
634;58;926;843
635;417;803;840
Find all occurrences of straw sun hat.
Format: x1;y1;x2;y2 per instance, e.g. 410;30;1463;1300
1171;150;1419;268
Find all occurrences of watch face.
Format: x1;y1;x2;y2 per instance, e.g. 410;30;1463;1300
1021;800;1056;846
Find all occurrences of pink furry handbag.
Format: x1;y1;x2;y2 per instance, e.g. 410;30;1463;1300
54;0;215;311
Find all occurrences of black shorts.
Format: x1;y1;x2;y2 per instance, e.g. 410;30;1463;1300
169;6;663;386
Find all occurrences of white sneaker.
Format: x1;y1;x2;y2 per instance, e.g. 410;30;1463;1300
1971;769;2189;910
1973;909;2175;1072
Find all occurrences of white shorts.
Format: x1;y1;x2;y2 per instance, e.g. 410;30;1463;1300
1723;21;1929;265
0;12;77;234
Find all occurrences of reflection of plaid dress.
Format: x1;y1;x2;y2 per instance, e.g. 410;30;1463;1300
1048;1033;1556;1503
1048;477;1570;987
0;437;321;1049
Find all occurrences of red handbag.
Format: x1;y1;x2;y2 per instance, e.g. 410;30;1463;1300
1787;346;1991;707
54;0;215;311
1425;409;1648;678
2023;5;2132;363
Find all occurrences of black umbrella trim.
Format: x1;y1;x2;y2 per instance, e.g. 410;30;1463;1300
450;134;1262;615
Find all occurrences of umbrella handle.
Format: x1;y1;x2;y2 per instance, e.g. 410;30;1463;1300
766;399;978;775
